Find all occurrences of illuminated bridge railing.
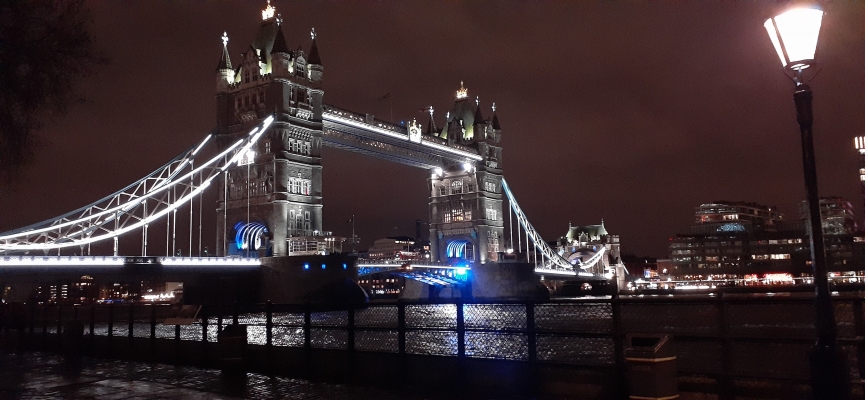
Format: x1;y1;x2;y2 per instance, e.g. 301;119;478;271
6;295;865;397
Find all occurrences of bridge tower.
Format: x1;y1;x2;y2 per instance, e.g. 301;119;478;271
215;3;325;256
428;83;504;265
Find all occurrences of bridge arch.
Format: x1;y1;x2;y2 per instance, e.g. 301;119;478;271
232;221;269;253
445;237;475;263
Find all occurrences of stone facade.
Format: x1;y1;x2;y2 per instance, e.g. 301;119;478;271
215;12;324;256
427;86;504;265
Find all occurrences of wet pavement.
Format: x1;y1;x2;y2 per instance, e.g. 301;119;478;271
0;352;438;399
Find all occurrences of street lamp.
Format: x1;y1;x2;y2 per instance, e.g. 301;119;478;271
764;6;850;398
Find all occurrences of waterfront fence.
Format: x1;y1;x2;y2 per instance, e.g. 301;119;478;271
2;294;864;391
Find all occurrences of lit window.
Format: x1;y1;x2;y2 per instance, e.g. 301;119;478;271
451;180;463;194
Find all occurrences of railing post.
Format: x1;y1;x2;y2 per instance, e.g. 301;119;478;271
41;305;47;337
304;301;312;351
456;300;465;359
397;299;406;356
107;303;114;339
347;307;355;352
201;306;208;343
150;305;156;340
611;291;626;399
304;301;312;378
266;301;273;348
527;300;536;364
89;305;95;341
717;292;734;399
56;305;62;337
266;301;273;371
174;322;181;365
128;303;134;341
854;298;865;382
28;303;34;335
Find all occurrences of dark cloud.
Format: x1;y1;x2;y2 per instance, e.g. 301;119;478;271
2;1;863;257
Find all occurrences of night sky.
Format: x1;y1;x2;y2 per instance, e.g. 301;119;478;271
1;1;864;258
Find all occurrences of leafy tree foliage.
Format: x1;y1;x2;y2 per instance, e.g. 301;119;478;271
0;0;105;184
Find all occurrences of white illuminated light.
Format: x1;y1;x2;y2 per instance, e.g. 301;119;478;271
191;134;212;157
323;113;482;161
0;116;274;250
433;167;443;177
764;7;823;70
262;0;275;20
462;162;473;172
456;81;468;99
221;32;229;47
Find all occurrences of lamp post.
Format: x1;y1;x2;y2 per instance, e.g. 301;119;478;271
764;6;850;398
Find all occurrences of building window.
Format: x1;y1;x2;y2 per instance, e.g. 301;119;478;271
288;178;311;195
264;141;271;154
466;183;475;192
486;207;498;221
485;181;496;192
451;180;463;194
437;186;446;196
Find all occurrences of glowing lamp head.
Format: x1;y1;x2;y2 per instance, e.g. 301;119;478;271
433;167;443;177
764;6;823;71
462;162;472;172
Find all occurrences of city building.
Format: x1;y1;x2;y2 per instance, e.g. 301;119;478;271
669;200;865;282
366;236;423;261
854;136;865;226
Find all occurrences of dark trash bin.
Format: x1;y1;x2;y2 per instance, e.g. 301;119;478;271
624;334;677;400
218;324;247;370
63;320;85;357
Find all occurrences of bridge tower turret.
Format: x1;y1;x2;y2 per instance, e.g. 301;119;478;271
215;3;325;257
428;83;505;265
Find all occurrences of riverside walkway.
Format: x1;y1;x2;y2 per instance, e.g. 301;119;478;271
0;351;450;399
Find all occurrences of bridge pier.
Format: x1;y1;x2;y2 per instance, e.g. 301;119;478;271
469;262;549;301
259;255;366;306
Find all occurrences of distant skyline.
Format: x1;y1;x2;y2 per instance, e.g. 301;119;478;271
1;1;864;257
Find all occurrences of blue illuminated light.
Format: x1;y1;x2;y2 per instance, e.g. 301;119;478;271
321;264;326;270
456;267;467;275
234;221;268;251
343;263;347;270
304;263;310;270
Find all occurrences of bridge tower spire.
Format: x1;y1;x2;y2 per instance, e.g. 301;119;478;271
215;6;325;257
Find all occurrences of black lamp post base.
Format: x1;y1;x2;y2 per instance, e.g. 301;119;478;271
809;343;850;400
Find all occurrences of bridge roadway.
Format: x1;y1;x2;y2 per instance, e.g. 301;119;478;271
0;255;590;283
322;105;483;169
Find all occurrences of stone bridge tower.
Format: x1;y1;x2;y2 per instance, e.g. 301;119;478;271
215;3;324;256
427;83;504;265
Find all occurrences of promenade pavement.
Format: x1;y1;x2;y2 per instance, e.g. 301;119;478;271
0;352;449;399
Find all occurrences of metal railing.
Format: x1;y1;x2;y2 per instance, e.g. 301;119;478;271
3;294;864;395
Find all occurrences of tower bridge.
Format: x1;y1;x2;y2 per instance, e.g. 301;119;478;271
0;2;620;300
